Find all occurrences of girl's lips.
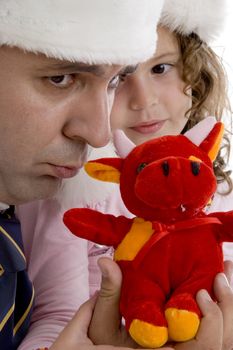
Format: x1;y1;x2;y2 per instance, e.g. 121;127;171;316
130;120;166;134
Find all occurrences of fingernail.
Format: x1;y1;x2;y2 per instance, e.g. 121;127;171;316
218;272;230;286
198;289;212;301
99;264;109;278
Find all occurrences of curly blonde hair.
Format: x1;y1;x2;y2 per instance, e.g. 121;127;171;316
176;32;232;194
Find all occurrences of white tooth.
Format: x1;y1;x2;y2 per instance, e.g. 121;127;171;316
181;204;186;212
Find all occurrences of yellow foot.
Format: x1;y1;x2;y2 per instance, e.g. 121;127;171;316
165;308;200;342
129;319;168;348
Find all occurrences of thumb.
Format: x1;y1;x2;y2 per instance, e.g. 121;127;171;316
89;257;123;344
98;257;122;299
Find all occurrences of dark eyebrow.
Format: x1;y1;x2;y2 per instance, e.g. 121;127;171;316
37;63;106;76
119;65;138;76
36;63;138;78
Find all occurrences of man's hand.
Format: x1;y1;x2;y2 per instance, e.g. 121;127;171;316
50;257;173;350
49;296;95;350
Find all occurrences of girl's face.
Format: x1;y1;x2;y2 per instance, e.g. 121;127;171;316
111;26;192;145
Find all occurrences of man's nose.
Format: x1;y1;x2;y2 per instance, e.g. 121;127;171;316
129;76;158;111
63;89;112;148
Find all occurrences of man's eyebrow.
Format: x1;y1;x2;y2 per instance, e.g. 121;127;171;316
36;62;138;77
119;65;138;75
36;63;106;76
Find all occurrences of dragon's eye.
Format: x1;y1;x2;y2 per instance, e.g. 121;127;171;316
162;161;170;176
191;161;201;176
137;162;147;174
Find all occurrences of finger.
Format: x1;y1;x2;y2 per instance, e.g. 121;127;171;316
214;273;233;350
88;257;127;345
96;257;122;326
224;260;233;285
97;257;122;298
175;290;223;350
50;297;97;349
196;289;223;349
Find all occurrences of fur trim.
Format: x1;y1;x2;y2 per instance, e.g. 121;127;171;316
160;0;227;42
0;0;164;64
55;143;118;210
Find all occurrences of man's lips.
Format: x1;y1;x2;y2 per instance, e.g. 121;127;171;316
130;120;166;134
48;164;81;179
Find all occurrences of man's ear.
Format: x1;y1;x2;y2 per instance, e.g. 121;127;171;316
84;158;124;183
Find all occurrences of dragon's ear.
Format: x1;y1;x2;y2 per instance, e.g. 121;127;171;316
84;157;123;183
184;117;224;162
199;122;224;161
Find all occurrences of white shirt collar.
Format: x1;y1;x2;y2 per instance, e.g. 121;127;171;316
0;202;10;211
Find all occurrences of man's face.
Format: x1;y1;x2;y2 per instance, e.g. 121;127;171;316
0;46;129;204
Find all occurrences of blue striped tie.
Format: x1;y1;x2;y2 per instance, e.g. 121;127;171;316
0;206;34;350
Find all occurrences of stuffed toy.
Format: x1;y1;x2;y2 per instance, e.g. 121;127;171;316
63;117;233;348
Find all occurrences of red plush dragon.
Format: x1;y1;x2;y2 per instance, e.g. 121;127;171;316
63;117;233;348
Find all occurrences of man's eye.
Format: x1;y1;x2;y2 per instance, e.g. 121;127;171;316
49;74;74;87
108;75;121;90
151;64;171;75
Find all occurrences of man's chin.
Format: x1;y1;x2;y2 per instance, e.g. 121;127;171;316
35;177;63;200
16;177;63;204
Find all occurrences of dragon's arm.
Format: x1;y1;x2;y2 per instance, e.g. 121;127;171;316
209;210;233;242
63;208;133;247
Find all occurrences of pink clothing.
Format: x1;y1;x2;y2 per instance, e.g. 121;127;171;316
17;199;89;349
17;187;132;350
17;179;233;349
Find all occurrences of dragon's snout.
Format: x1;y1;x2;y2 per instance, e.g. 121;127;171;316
161;160;201;178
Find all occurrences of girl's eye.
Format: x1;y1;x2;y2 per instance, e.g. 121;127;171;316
151;64;171;75
49;74;75;87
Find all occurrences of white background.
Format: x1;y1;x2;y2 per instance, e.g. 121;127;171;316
212;0;233;168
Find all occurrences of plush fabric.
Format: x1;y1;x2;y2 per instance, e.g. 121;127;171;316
0;0;164;64
64;118;233;348
160;0;227;43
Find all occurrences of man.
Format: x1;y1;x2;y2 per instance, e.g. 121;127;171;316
0;1;165;349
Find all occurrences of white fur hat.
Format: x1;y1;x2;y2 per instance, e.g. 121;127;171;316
160;0;227;43
0;0;164;65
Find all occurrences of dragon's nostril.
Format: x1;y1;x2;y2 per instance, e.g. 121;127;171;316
162;161;169;176
191;161;201;176
137;162;147;174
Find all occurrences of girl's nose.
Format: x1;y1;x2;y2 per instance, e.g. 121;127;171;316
129;77;158;111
